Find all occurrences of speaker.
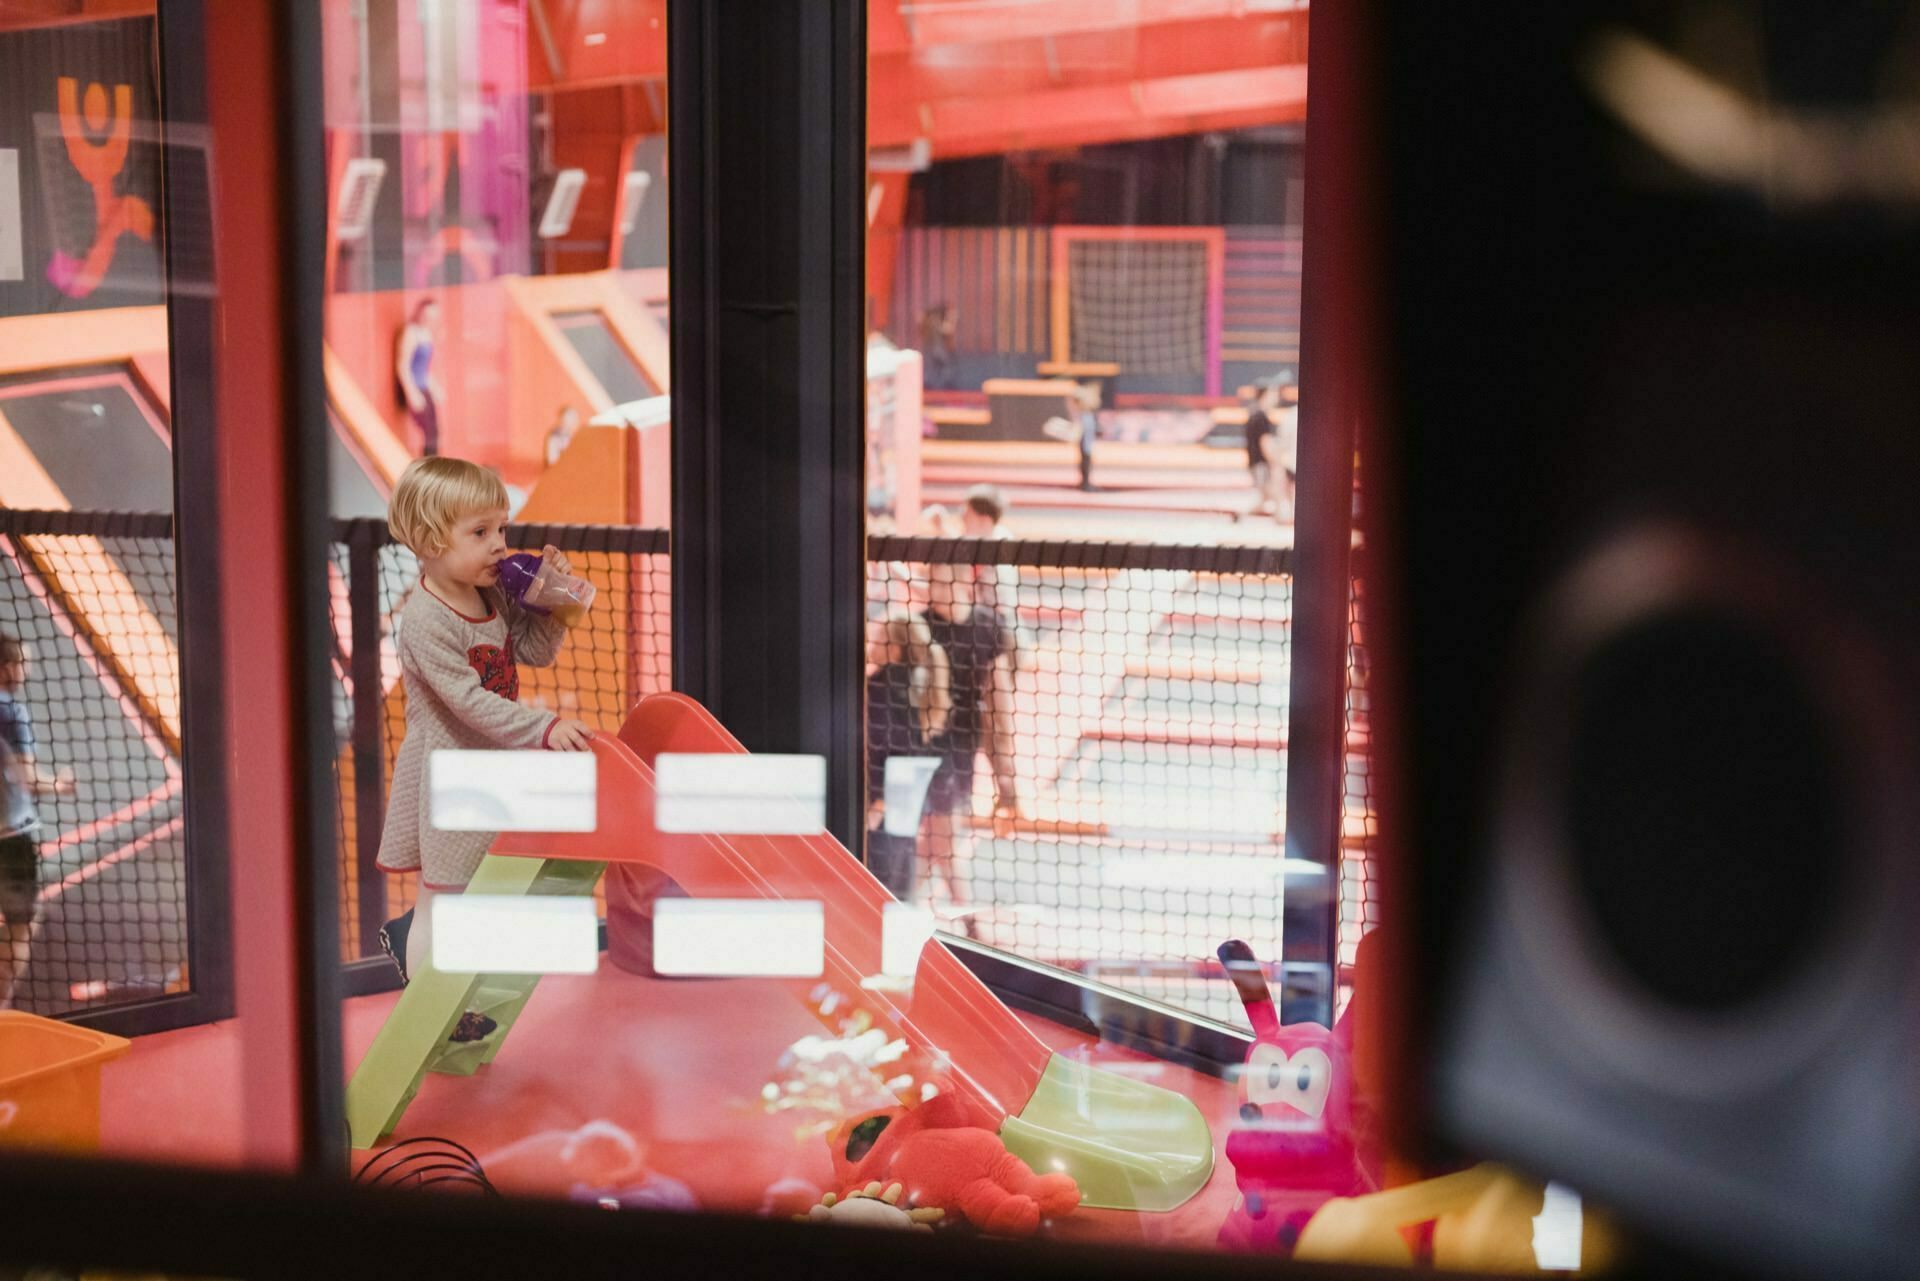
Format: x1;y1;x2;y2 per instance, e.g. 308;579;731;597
1370;4;1920;1275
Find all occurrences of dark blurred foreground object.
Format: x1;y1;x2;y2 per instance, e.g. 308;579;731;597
354;1136;497;1196
1369;3;1920;1278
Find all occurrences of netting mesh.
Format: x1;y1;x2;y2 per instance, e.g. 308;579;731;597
864;536;1298;1031
1066;237;1210;376
0;515;187;1016
1;505;1365;1033
1339;571;1381;1013
327;521;671;963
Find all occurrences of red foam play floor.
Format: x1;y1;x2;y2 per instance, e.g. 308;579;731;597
99;959;1246;1251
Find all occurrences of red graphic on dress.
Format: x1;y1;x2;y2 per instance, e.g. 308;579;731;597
466;637;519;701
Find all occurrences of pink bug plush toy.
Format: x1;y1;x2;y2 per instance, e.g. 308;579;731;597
1215;938;1376;1254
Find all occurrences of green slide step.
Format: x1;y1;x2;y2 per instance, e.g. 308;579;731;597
344;854;605;1150
999;1053;1215;1213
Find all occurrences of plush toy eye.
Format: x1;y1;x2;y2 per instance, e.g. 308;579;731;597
845;1115;891;1162
1266;1060;1319;1092
1245;1044;1333;1119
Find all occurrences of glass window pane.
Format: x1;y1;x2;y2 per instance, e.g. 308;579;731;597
0;20;179;1014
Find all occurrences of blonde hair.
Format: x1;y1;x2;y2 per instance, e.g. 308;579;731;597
388;457;509;557
879;608;950;739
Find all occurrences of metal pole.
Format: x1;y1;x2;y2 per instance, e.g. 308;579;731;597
349;525;389;961
1279;0;1371;1028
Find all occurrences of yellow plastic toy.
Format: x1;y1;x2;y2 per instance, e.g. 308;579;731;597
1294;1162;1619;1274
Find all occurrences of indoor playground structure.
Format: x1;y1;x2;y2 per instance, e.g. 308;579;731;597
0;0;1563;1272
345;694;1216;1222
332;692;1586;1266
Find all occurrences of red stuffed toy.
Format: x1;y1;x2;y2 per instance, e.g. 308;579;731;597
825;1092;1080;1237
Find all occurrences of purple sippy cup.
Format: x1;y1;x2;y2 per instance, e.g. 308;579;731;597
495;553;595;626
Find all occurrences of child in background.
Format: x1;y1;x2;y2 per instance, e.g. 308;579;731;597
1241;383;1275;507
544;403;581;469
1262;378;1300;521
376;459;593;1024
863;608;949;898
0;632;76;1008
959;483;1018;616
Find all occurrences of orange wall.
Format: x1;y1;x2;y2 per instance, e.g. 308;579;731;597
326;284;517;473
324;272;667;490
547;85;663;275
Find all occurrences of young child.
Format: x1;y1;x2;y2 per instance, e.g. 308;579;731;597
863;608;949;898
1;632;75;1008
958;483;1018;616
375;458;592;1016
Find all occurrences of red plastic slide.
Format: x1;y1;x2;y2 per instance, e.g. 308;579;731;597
493;692;1055;1125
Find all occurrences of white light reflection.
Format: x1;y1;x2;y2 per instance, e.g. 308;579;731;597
654;753;826;834
1584;27;1920;208
429;749;597;832
1532;1182;1584;1271
431;895;599;975
881;755;942;837
652;899;825;977
1102;853;1325;889
880;902;937;977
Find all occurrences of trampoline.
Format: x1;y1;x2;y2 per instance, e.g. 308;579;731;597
0;367;394;1017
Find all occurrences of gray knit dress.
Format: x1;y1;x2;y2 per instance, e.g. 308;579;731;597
375;582;568;889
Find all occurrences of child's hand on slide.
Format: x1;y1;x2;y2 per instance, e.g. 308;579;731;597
548;717;594;751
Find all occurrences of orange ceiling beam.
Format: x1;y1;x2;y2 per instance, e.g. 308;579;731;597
526;0;1307;159
880;0;1300;51
912;64;1307;157
870;12;1306;148
873;14;1305;100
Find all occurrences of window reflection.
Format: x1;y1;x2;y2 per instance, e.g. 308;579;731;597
0;13;190;1047
0;2;1609;1274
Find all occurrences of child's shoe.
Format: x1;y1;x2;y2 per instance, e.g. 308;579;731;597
378;909;413;985
449;1011;498;1043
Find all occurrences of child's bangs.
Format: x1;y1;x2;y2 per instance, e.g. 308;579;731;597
390;458;510;554
435;469;509;525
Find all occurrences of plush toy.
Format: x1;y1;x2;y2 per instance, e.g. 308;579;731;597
800;1181;945;1231
1216;939;1375;1254
825;1092;1080;1237
477;1119;700;1212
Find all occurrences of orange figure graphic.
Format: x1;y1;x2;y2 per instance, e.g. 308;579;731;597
48;77;154;299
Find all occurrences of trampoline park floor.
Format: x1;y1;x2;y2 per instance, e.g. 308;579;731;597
98;959;1246;1251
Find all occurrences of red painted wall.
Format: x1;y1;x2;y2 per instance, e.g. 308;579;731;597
326;283;517;471
545;83;662;275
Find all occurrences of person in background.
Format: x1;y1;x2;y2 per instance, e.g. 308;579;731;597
374;458;593;1040
1074;380;1102;492
960;483;1018;616
864;608;949;899
918;302;958;390
919;562;1021;933
1264;376;1300;522
545;404;582;469
959;484;1009;542
0;632;76;1008
396;297;446;457
1241;382;1275;510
